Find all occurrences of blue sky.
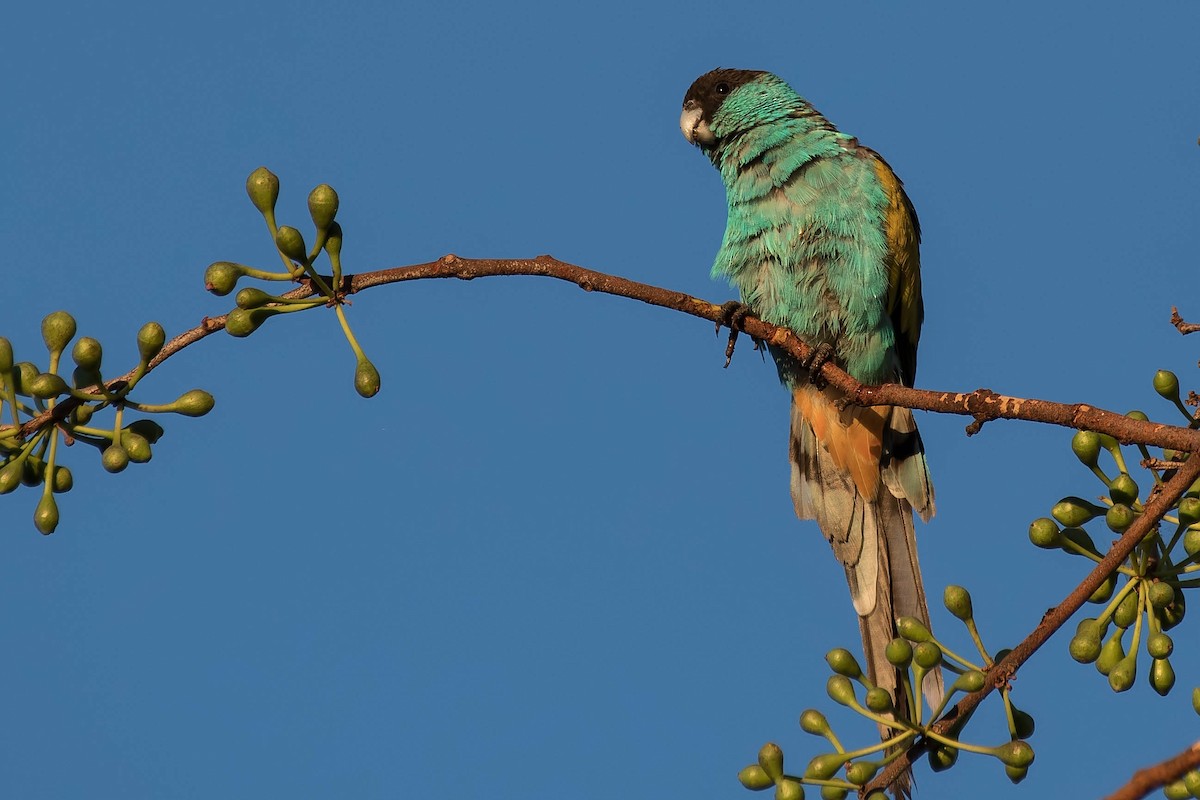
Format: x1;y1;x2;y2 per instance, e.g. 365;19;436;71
3;2;1199;798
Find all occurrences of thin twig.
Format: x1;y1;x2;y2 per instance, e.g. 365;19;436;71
1103;740;1200;800
1171;306;1200;335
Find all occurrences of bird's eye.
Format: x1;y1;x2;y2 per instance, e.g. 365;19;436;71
715;82;730;95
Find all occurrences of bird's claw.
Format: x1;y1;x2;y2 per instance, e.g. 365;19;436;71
801;342;836;388
716;300;753;368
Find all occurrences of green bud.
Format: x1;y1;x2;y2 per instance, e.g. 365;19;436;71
913;641;942;670
51;465;72;493
1088;574;1116;604
126;419;165;444
774;778;804;800
1160;588;1186;630
246;166;280;216
1193;687;1200;716
1028;517;1061;549
72;404;93;426
896;616;931;643
1148;582;1176;610
845;760;878;785
120;431;152;463
1163;778;1191;800
204;262;243;296
0;337;12;372
819;786;846;800
1179;497;1200;526
1069;628;1102;664
21;458;43;487
864;792;888;800
952;670;986;694
1011;705;1035;739
1113;587;1140;628
275;225;307;263
803;753;846;781
34;492;59;535
1186;771;1200;798
137;321;166;363
737;764;773;791
1061;527;1098;556
885;637;913;668
1183;528;1200;556
235;287;275;310
1052;497;1105;527
799;709;830;737
1154;369;1180;400
13;362;38;395
1105;503;1136;533
72;366;102;391
28;372;69;399
225;307;269;338
325;221;343;257
1126;409;1149;422
1109;474;1139;506
1150;657;1175;696
101;444;129;473
943;585;973;621
1071;430;1101;466
1004;764;1029;785
826;675;856;706
1108;654;1137;692
758;742;784;781
0;459;24;494
864;687;892;713
355;358;381;398
71;337;103;370
825;648;862;679
928;744;958;773
993;740;1034;769
172;389;215;417
308;183;339;232
1096;630;1125;676
41;311;77;355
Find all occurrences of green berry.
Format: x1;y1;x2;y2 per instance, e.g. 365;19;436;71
71;337;102;370
1105;503;1136;533
33;492;59;535
1108;654;1137;692
325;221;343;257
307;183;339;232
354;358;381;398
1061;527;1099;555
1163;778;1191;800
1153;369;1180;400
246;167;280;216
1148;582;1176;610
102;444;129;473
885;637;913;668
40;311;77;355
204;262;243;296
803;753;845;781
1096;631;1125;676
1179;497;1200;526
0;459;24;494
943;585;973;621
120;431;152;463
1052;497;1105;527
994;740;1034;769
896;616;931;643
137;322;166;363
1185;771;1200;798
1150;658;1175;696
913;641;942;670
0;337;12;372
845;761;878;785
1011;705;1035;739
1113;588;1140;628
1028;517;1061;549
928;744;957;772
1109;474;1139;505
825;675;855;706
126;419;165;444
1159;589;1186;630
1069;627;1102;664
952;670;985;693
758;742;784;781
275;225;307;262
1088;574;1116;604
1193;687;1200;716
172;389;215;417
737;764;773;790
1071;430;1101;466
235;287;274;310
819;786;846;800
1125;409;1149;422
864;688;892;713
798;709;830;736
1004;765;1029;785
825;648;862;679
225;308;268;338
774;778;804;800
28;372;68;399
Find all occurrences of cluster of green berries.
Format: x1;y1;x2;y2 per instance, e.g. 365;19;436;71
1031;369;1199;695
203;167;379;398
0;312;214;533
737;586;1035;798
1161;689;1200;798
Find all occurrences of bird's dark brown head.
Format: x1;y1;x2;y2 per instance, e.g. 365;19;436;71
680;69;767;147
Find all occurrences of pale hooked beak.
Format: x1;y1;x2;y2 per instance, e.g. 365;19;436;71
680;100;715;147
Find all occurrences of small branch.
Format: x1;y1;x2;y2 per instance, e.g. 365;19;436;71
1103;740;1200;800
1171;306;1200;335
864;456;1200;796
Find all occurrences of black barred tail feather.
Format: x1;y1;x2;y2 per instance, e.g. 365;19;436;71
789;388;941;798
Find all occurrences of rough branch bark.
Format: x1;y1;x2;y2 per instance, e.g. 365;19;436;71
1103;740;1200;800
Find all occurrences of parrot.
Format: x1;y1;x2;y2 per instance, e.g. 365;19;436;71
680;68;941;792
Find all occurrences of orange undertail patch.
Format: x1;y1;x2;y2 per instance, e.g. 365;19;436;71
792;386;888;500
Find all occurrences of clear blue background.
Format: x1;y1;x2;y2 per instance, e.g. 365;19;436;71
3;2;1199;798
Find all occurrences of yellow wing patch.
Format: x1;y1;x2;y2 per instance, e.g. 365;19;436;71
872;155;923;386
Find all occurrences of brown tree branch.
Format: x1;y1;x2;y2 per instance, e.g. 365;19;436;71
1171;306;1200;335
1103;740;1200;800
864;455;1200;796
